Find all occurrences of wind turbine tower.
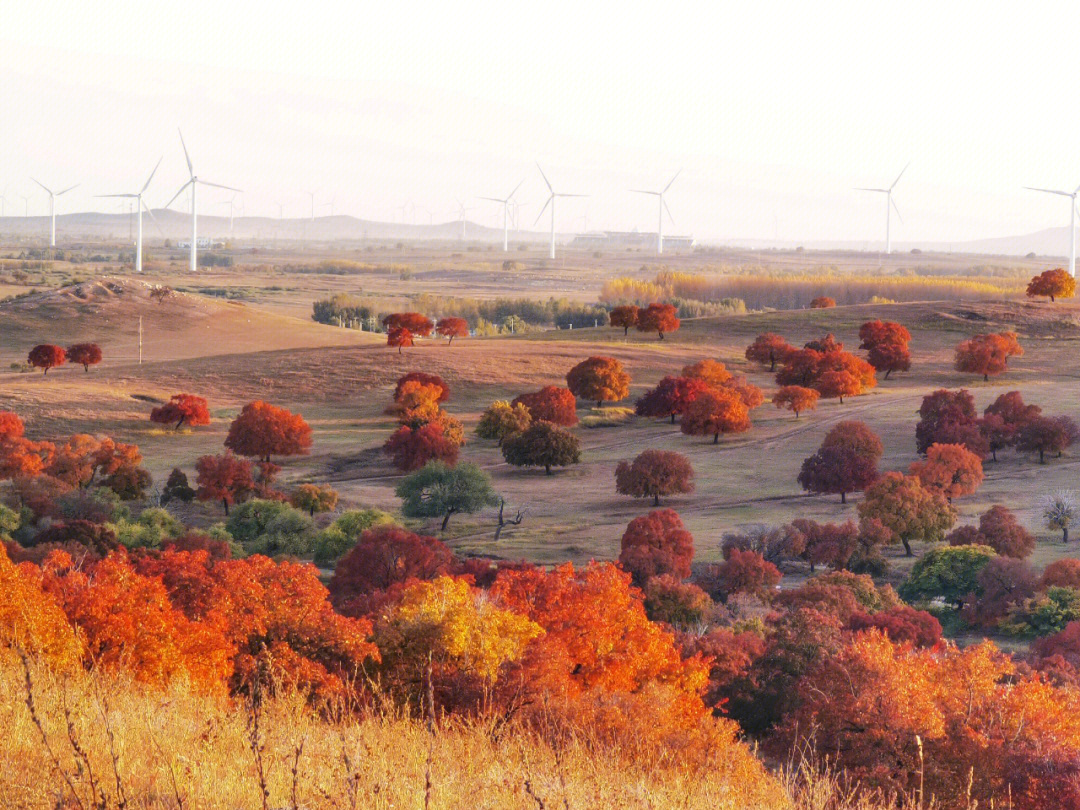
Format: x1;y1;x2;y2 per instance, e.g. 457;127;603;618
1025;182;1080;277
30;178;79;247
456;200;476;241
631;170;681;255
480;180;523;252
165;130;240;272
534;164;586;260
856;163;908;254
96;157;162;273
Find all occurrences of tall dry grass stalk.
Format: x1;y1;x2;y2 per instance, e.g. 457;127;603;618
0;656;947;810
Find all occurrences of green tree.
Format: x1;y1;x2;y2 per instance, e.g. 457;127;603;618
225;498;316;556
396;461;498;531
312;508;397;567
501;420;581;475
899;544;996;609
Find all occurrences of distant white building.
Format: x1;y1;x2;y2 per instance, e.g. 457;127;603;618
176;237;213;249
571;231;694;249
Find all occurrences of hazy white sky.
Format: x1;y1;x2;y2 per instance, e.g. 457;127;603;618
4;1;1080;245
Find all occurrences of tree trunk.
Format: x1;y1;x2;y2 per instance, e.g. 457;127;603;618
769;358;776;372
623;326;629;336
175;415;186;432
43;368;48;375
1052;294;1056;302
83;364;89;372
653;493;660;507
441;509;455;531
902;538;913;556
1040;448;1046;464
658;331;665;340
884;369;891;380
984;374;989;381
1065;527;1070;544
991;448;997;462
448;336;454;345
839;395;844;404
670;413;676;424
596;400;603;408
545;464;552;475
223;500;229;515
840;491;846;504
713;432;719;444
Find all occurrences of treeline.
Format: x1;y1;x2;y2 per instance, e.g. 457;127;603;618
312;292;611;331
601;269;1024;310
284;260;410;275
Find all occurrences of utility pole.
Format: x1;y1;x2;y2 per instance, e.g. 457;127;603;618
138;316;143;364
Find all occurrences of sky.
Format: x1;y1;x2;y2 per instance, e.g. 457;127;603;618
4;1;1080;245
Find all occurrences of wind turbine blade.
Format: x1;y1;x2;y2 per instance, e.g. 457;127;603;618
56;185;79;196
164;180;193;210
178;129;194;176
891;197;903;224
663;198;675;224
30;178;52;195
630;189;660;195
508;179;524;200
197;180;241;192
663;169;682;194
478;197;504;203
556;194;588;198
533;195;552;227
890;162;909;190
142;156;163;193
143;201;165;236
1024;186;1071;197
95;193;137;198
536;163;553;193
855;188;889;193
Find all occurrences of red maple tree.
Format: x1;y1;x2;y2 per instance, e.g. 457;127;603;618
150;394;211;431
225;401;313;462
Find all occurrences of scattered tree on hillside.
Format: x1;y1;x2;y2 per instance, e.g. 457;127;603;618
790;518;859;572
225;401;312;462
858;320;912;379
915;389;988;456
66;343;102;372
396;461;498;530
955;331;1023;381
475;400;531;445
150;394;211;431
634;376;709;424
900;544;997;609
681;358;731;387
1016;415;1079;463
721;524;807;568
383;422;459;472
383;312;434;337
636;302;680;339
501;420;581;475
615;449;695;506
161;468;196;504
394;371;450;403
618;508;694;585
857;472;956;556
680;387;750;444
194;452;254;514
721;377;766;409
699;549;782;601
392;381;443;423
28;344;66;374
329;525;452;606
1026;268;1076;302
745;333;793;372
512;386;579;426
815;369;861;403
565;356;630;407
772;385;819;418
609;305;639;335
822;420;884;463
1045;491;1078;543
435;316;469;344
387;326;414;353
809;297;836;308
1041;558;1080;589
909;442;985;501
797;445;878;504
804;333;844;353
976;505;1036;558
291;483;339;516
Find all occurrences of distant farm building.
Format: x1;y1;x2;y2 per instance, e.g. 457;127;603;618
571;231;694;249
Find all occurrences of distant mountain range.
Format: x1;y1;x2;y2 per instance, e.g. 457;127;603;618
0;210;1075;258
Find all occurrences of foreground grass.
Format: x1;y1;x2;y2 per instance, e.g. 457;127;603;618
0;657;947;810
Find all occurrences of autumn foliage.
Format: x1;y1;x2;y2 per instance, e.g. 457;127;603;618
1026;267;1076;301
608;304;639;335
387;326;414;353
435;316;469;344
745;333;793;371
224;401;312;462
565;356;630;407
772;385;819;417
635;376;710;424
512;386;579;426
680;387;750;444
383;422;459;471
858;320;911;379
955;331;1023;380
909;442;985;501
394;371;450;403
501;420;581;474
195;452;254;514
66;342;102;372
383;312;434;336
150;393;211;431
808;296;835;308
615;449;694;506
636;302;680;339
28;344;66;374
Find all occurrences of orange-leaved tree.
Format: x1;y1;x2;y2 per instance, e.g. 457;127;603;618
909;442;985;501
394;371;450;403
435;316;469;344
383;422;459;471
565;356;630;407
681;358;731;387
1026;268;1076;302
225;401;312;462
618;508;694;584
195;452;254;514
745;333;793;372
955;331;1023;381
635;376;710;424
857;471;956;556
772;385;819;418
680;387;750;444
150;393;211;431
512;385;578;426
609;304;639;335
387;326;414;354
383;312;434;336
636;302;680;339
28;344;66;374
858;320;912;379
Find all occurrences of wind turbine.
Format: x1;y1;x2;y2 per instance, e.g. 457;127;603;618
219;192;239;238
1024;182;1080;277
306;191;316;222
164;129;240;273
456;200;475;241
96;157;162;273
856;163;908;254
631;170;681;255
534;164;586;259
479;180;524;252
19;194;29;217
30;178;79;247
